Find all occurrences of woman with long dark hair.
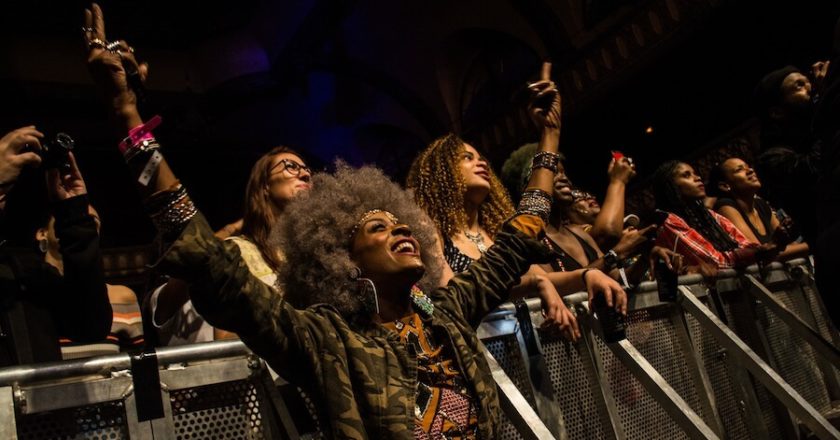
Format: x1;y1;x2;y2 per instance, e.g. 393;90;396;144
652;160;779;270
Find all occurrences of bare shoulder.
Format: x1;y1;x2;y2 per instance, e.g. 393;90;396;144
107;284;139;304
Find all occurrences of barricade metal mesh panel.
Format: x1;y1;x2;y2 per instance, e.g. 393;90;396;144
482;336;529;440
800;281;838;347
685;311;750;439
17;400;128;440
754;292;832;414
539;329;607;439
596;305;693;440
170;378;271;440
626;306;703;414
483;335;536;406
717;291;785;440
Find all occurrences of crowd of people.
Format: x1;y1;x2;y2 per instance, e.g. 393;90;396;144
0;3;838;438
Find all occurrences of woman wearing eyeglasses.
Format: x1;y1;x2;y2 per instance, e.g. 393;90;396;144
148;149;313;346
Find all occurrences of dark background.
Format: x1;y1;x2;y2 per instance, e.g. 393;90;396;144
2;0;838;248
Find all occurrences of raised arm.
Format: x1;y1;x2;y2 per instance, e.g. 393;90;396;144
589;157;636;248
46;153;112;341
82;4;319;370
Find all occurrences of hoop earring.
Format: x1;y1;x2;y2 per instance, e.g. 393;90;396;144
38;239;48;254
350;267;379;314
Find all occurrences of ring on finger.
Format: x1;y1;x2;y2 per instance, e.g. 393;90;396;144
81;26;94;34
88;38;108;50
106;41;122;52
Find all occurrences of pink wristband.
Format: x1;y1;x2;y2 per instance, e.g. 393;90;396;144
119;115;162;154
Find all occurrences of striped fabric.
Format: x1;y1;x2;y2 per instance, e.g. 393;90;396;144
60;298;144;359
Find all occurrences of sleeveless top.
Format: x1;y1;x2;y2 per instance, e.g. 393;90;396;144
713;197;774;244
542;226;599;272
444;236;476;273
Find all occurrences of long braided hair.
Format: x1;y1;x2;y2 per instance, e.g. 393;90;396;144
652;161;739;252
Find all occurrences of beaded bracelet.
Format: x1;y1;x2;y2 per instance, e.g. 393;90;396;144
531;151;561;174
516;188;552;223
147;186;197;235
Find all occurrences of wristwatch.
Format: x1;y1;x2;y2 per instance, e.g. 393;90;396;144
603;249;620;271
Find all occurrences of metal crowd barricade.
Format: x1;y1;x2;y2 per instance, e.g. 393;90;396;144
480;263;840;439
711;260;840;437
0;339;550;439
0;341;301;439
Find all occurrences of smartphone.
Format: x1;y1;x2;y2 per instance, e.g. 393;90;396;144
652;209;670;226
592;292;626;343
655;258;679;302
611;150;624;161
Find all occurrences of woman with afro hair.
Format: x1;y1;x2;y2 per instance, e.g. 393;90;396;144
86;28;624;436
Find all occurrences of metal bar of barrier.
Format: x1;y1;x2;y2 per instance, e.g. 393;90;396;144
0;340;249;386
601;336;720;439
0;387;17;440
714;273;801;438
744;274;840;368
482;347;558;440
668;305;726;437
679;286;840;439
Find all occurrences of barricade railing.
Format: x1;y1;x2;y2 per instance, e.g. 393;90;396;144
479;260;840;439
0;339;549;439
0;340;304;439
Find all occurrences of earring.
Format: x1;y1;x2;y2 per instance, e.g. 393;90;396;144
38;239;48;254
350;266;379;314
410;285;434;317
358;278;380;315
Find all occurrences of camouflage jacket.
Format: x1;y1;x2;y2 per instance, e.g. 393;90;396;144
157;213;546;439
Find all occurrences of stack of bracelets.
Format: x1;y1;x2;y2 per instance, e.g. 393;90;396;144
516;151;561;223
145;183;197;235
120;116;197;235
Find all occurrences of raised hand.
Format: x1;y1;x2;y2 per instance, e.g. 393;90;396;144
0;126;43;189
47;152;87;201
608;156;636;184
811;60;831;96
528;62;562;130
83;3;148;127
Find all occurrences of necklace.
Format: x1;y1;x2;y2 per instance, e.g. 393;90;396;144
464;230;487;254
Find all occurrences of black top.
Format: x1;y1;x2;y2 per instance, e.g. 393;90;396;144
714;197;774;244
542;227;599;272
0;195;111;366
443;236;475;273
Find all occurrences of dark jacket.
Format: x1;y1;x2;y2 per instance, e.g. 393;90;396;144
156;213;547;439
0;194;112;365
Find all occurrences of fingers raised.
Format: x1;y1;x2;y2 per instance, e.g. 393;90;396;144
540;61;552;81
92;3;107;42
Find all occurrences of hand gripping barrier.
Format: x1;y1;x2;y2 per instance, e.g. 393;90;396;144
479;260;840;439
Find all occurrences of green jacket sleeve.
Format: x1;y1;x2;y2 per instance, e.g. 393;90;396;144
433;216;551;328
153;213;325;371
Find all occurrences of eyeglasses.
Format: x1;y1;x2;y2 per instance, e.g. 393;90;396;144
270;159;311;177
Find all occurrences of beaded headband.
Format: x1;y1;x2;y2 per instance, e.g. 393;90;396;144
348;209;400;240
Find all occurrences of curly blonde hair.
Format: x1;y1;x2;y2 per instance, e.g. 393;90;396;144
406;134;514;239
274;163;444;318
